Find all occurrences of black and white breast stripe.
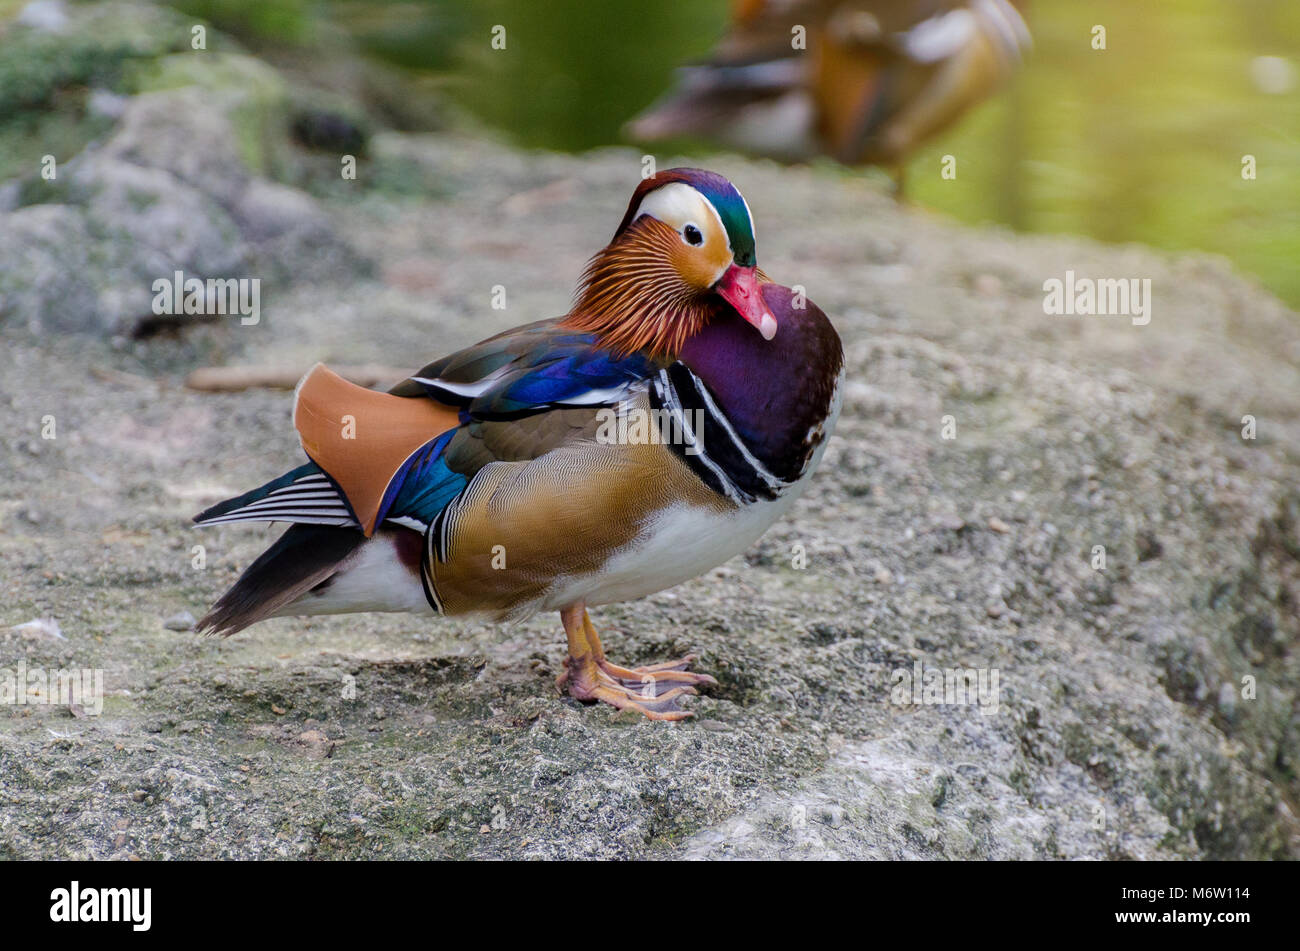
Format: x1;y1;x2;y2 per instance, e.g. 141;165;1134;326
649;364;796;505
418;525;445;615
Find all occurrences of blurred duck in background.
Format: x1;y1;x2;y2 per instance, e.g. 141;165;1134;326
627;0;1031;193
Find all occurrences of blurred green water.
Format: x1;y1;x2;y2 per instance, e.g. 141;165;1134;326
188;0;1300;305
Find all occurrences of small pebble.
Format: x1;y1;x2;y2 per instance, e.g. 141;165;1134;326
163;611;196;632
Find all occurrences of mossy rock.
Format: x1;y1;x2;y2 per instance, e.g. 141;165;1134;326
126;51;288;177
0;1;193;114
0;1;200;181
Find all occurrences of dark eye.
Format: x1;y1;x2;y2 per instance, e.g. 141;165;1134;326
683;224;703;246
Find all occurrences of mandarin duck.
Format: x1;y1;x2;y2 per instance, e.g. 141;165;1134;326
195;168;843;720
627;0;1030;192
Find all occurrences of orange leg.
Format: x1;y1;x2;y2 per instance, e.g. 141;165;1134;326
555;604;715;721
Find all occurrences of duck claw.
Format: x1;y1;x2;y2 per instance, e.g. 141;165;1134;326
596;655;718;695
558;655;709;719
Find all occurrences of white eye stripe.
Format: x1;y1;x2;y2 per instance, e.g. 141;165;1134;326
737;190;756;252
633;183;728;250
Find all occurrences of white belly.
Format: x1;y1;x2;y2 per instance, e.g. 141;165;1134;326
565;492;798;609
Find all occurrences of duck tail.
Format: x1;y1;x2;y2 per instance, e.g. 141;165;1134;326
196;524;365;637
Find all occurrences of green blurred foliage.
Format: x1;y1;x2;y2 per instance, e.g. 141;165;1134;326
332;0;466;72
446;0;724;151
162;0;313;44
905;0;1300;307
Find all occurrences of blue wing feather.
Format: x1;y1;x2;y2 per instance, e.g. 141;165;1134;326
490;348;652;412
403;320;658;418
374;429;468;530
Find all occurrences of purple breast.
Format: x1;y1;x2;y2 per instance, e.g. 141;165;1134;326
678;284;842;481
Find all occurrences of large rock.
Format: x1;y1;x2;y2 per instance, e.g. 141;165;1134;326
0;48;368;336
0;204;100;334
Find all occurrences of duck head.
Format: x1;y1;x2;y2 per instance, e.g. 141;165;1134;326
565;168;778;357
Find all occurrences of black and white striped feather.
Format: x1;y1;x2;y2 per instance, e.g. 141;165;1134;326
195;471;359;528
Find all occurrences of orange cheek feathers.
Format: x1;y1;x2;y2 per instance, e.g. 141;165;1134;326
670;232;733;291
